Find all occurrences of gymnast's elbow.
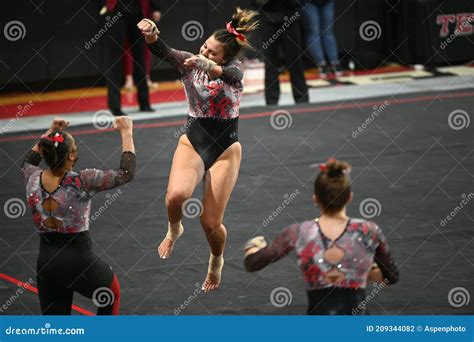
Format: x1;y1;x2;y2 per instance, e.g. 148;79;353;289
384;268;400;286
120;168;136;185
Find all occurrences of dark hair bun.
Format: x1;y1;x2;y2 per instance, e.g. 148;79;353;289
325;159;350;178
314;158;352;213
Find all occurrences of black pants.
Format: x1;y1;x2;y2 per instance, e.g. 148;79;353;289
307;287;367;315
36;232;120;315
104;10;150;113
261;15;309;105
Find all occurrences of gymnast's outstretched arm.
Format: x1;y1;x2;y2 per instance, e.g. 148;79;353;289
244;224;300;272
137;19;193;75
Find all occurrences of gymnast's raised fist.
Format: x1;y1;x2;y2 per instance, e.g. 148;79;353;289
114;116;133;133
50;117;69;132
137;19;160;37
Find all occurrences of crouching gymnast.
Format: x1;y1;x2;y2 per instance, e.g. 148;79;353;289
21;116;135;315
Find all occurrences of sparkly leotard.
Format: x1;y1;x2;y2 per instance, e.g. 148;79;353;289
245;218;399;315
22;150;136;233
21;149;135;315
148;38;243;169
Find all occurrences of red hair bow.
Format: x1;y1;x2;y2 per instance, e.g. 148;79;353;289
42;132;64;147
226;22;245;42
319;157;336;172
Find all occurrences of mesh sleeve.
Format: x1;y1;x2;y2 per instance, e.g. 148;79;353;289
147;38;193;75
21;150;42;185
372;223;400;285
221;59;244;83
79;151;136;193
245;223;300;272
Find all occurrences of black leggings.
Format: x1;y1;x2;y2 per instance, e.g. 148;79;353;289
36;232;120;315
307;287;367;315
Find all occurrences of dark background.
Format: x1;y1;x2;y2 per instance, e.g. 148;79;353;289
0;0;473;92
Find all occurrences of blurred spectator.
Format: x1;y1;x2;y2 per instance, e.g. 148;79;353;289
253;0;309;105
102;0;160;116
123;10;161;90
301;0;343;78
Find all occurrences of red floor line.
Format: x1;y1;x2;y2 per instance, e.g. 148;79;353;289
0;272;95;316
0;91;473;144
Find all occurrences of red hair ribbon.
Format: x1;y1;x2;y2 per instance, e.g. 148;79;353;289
319;157;336;172
226;22;245;42
42;132;64;147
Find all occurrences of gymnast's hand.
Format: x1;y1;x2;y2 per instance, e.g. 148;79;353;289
48;117;69;134
114;116;133;133
33;117;69;153
137;19;160;43
244;236;268;257
114;116;135;153
184;55;217;73
367;263;384;283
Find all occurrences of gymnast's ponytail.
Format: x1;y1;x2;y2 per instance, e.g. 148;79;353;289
213;7;259;60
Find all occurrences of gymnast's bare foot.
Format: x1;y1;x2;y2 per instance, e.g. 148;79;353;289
158;238;175;259
157;222;183;259
202;254;223;292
